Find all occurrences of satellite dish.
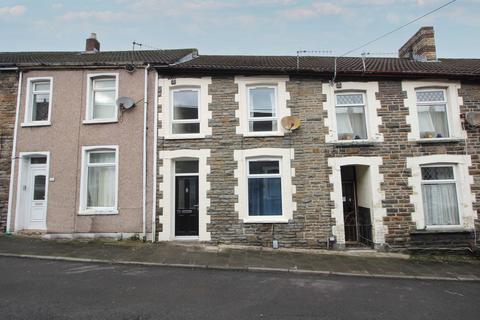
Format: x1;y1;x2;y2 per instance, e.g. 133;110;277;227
281;116;301;131
466;112;480;127
116;97;136;109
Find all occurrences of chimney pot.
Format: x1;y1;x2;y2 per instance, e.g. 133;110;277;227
85;33;100;52
399;26;437;61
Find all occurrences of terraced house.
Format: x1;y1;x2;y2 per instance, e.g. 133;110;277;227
1;27;479;252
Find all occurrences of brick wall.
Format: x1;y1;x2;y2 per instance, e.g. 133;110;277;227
0;71;18;232
156;75;480;250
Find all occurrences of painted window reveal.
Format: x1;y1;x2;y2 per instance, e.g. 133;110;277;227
247;159;282;216
421;166;459;226
247;86;278;132
415;89;449;139
335;92;367;140
171;88;200;134
89;76;117;121
85;150;117;210
28;80;51;123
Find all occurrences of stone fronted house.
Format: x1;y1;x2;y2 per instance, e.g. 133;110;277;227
0;67;18;232
1;28;479;251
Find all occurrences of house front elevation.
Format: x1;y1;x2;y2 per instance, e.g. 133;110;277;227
1;28;480;252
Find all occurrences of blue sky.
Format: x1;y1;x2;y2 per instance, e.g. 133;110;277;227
0;0;479;58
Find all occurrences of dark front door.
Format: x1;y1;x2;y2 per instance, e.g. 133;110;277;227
342;181;358;242
175;175;199;236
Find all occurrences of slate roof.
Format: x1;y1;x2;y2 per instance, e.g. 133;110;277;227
0;49;196;67
163;55;480;78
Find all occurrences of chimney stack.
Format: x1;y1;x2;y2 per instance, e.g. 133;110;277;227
398;26;437;61
85;33;100;52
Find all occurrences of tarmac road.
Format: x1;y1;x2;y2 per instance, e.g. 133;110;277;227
0;256;478;320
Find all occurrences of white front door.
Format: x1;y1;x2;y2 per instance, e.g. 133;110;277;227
26;159;48;230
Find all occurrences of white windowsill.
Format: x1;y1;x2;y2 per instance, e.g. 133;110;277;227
413;137;465;144
242;131;285;137
21;121;51;127
83;119;118;125
163;134;208;140
328;139;380;146
78;209;119;215
242;217;290;224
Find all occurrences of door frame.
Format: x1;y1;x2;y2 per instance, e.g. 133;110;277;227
173;160;200;239
14;151;50;232
328;156;387;247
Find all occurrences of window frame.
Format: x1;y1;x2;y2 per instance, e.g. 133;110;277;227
158;77;212;140
79;145;119;215
23;77;53;127
415;88;451;139
420;164;461;227
84;73;119;124
234;148;295;224
235;76;291;137
246;157;283;217
170;86;201;136
402;80;466;142
406;155;475;232
334;91;369;141
322;81;383;144
246;85;279;134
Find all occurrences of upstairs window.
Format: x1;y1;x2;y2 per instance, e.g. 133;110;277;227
421;166;459;226
86;74;118;122
247;86;278;132
416;89;449;139
335;92;367;140
25;78;52;125
171;88;200;134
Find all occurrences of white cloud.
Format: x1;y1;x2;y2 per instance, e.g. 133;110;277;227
0;5;27;16
279;2;349;19
59;10;130;22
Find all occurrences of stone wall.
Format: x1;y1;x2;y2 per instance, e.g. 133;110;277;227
156;74;480;250
0;71;18;232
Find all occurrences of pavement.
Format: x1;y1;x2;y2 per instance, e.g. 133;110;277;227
1;256;480;320
0;235;479;281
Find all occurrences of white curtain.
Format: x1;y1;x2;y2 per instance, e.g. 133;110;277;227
336;109;353;135
87;165;115;207
418;105;448;138
336;107;367;139
422;183;459;225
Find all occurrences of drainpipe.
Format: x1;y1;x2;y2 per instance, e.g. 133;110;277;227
142;64;150;241
6;69;22;234
151;71;158;243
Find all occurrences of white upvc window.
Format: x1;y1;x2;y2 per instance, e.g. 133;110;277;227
171;87;200;134
234;148;295;223
85;74;118;123
235;76;290;137
80;146;119;214
406;155;475;231
420;165;460;226
335;92;368;140
158;77;212;139
416;89;450;139
247;158;282;216
322;82;383;144
402;80;465;141
23;77;53;126
247;85;278;133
